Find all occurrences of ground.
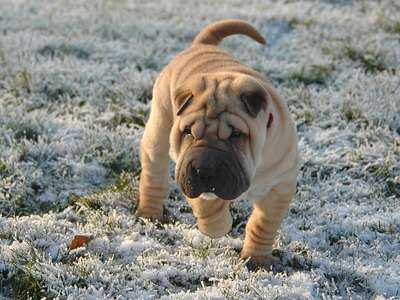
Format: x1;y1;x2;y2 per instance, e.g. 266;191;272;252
0;0;399;299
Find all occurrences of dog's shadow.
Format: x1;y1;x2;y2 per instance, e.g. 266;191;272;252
269;249;313;274
135;195;315;274
229;246;314;273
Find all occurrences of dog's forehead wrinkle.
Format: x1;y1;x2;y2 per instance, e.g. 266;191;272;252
205;81;233;119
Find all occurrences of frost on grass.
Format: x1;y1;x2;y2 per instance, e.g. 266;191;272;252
0;0;399;299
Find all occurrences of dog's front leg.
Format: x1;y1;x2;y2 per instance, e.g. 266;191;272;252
241;181;296;268
187;197;233;238
136;89;172;221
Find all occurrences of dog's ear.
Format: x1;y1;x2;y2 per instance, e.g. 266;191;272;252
175;87;194;116
240;87;267;118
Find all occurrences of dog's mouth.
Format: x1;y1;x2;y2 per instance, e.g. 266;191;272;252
177;146;249;200
200;193;218;200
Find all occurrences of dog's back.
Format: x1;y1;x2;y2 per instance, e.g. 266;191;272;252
168;20;267;89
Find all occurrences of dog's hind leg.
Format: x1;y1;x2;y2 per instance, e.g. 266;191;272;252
187;197;233;238
241;180;296;269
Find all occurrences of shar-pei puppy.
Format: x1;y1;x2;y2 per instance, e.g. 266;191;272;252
136;19;300;268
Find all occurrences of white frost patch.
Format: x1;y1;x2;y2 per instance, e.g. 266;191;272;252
116;237;154;257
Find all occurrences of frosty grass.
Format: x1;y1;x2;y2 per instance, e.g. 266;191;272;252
0;0;399;299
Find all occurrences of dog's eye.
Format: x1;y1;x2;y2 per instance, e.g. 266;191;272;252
230;128;243;139
183;127;192;137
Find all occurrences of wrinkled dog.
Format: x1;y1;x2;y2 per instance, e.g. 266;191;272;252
136;19;300;268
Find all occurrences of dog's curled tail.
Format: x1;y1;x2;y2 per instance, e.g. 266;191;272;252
192;19;266;46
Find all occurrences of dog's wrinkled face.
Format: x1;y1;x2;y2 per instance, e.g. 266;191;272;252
169;74;271;200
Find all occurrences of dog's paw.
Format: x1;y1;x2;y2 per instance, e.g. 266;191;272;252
135;208;164;222
240;252;275;271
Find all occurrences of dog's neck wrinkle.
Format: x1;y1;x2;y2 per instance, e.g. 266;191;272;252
171;46;240;83
169;46;264;94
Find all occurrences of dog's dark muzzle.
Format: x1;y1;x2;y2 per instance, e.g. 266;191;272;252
177;146;249;200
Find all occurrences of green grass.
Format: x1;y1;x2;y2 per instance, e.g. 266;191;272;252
0;44;33;97
108;106;150;128
13;69;32;95
303;110;315;124
369;221;398;235
376;15;400;33
0;160;8;175
111;171;137;193
295;108;315;125
288;17;314;29
344;47;388;73
71;257;91;286
68;193;103;210
193;245;210;259
386;179;400;198
11;262;46;300
366;160;393;180
340;101;364;122
37;43;92;60
13;126;40;142
288;64;335;85
68;172;137;211
103;154;141;177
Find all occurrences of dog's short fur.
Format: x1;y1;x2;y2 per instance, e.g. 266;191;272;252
136;19;300;268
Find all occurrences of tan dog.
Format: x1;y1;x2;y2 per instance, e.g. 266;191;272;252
136;19;300;268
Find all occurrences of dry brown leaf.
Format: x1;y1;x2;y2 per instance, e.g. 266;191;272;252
69;234;93;250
